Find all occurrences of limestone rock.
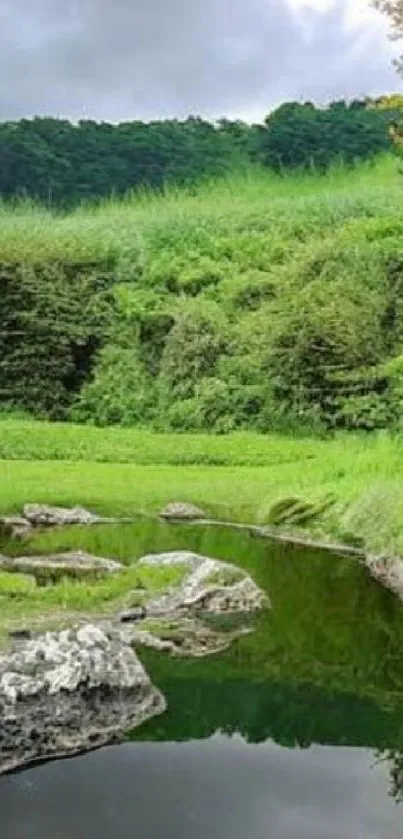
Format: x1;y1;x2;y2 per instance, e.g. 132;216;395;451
0;550;124;582
121;617;249;658
367;555;403;601
23;504;100;527
0;518;32;540
159;502;207;521
138;551;269;616
0;623;166;775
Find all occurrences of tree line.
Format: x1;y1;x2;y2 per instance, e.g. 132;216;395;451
0;99;398;206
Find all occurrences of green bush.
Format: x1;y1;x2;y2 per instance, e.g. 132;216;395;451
71;345;155;427
262;235;392;425
0;212;143;419
3;159;403;432
0;257;118;418
158;300;231;404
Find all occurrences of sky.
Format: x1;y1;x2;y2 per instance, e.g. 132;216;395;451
0;0;401;124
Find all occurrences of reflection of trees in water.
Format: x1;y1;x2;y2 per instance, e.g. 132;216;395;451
376;751;403;804
135;667;403;804
132;673;403;753
389;752;403;803
374;750;403;804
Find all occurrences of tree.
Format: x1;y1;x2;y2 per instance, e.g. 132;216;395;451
258;100;394;172
0;105;396;206
374;1;403;73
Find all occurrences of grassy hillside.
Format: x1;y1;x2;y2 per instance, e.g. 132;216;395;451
3;155;403;432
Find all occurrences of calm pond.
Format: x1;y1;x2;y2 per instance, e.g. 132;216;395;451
2;520;403;838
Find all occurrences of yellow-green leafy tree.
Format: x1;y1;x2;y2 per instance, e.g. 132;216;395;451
374;1;403;73
373;4;403;153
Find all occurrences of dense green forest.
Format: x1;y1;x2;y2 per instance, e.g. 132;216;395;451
0;99;398;205
2;156;403;433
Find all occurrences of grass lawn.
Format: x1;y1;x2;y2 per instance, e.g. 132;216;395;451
1;419;403;555
1;419;403;655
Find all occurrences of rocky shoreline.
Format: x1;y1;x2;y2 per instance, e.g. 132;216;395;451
0;623;166;776
0;531;268;776
1;500;402;777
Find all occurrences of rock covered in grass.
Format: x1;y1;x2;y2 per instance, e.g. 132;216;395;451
367;555;403;602
119;552;268;656
0;623;166;776
23;504;100;527
0;550;124;582
159;502;207;521
138;551;269;616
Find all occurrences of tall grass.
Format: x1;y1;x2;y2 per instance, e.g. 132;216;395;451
0;154;398;294
0;154;399;234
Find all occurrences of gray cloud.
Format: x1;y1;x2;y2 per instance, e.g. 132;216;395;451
0;0;399;123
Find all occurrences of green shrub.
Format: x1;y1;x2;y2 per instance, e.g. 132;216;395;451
3;160;403;432
162;378;247;433
215;270;277;311
0;257;118;418
71;345;154;427
263;235;392;426
158;300;231;403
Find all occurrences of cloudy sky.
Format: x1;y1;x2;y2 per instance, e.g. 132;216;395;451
0;0;400;124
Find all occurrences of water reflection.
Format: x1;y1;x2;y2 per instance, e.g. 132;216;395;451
1;737;402;839
3;521;403;836
131;674;403;751
377;750;403;804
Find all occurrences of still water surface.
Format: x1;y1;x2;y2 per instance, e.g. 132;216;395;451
1;521;403;838
1;734;401;838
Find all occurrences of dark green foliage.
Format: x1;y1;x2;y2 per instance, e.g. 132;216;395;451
5;156;403;432
64;197;403;432
0;117;248;206
157;301;231;406
0;255;119;418
259;100;397;172
70;345;155;427
0;100;397;206
258;233;399;428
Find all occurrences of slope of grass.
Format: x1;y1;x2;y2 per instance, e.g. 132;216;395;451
3;154;403;431
71;155;403;432
1;420;403;557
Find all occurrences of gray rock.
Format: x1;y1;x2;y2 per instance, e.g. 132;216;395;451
367;555;403;601
0;623;166;775
159;502;207;521
120;628;178;654
0;551;124;582
121;617;252;658
23;504;100;527
0;518;32;540
138;551;269;616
